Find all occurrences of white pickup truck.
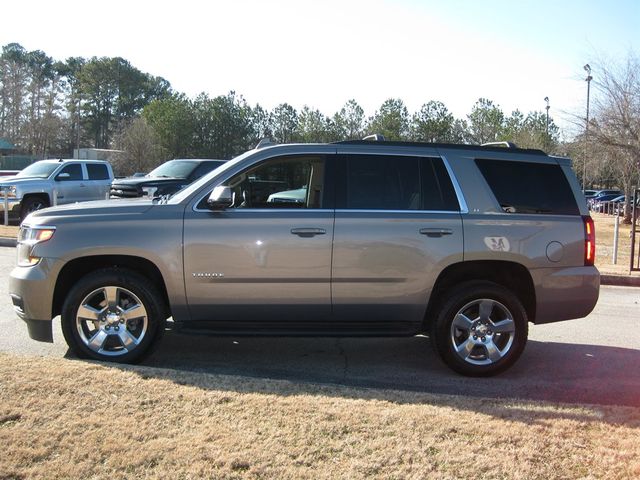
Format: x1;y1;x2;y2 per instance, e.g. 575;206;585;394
0;159;114;222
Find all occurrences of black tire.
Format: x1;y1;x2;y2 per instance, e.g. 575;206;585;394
20;196;49;222
430;281;528;377
61;268;166;364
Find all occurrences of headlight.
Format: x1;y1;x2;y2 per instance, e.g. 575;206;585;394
1;186;16;198
141;187;157;197
17;225;56;267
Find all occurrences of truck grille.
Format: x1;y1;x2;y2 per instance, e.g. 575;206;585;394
110;185;142;198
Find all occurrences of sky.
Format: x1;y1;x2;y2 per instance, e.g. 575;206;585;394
1;0;639;137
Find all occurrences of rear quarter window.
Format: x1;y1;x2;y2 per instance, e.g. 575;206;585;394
475;158;579;215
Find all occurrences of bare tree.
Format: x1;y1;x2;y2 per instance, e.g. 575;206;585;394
589;52;640;222
112;117;165;177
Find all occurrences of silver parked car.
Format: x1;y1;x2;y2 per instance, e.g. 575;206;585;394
9;139;599;376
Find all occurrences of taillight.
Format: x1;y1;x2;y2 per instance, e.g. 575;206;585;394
583;216;595;266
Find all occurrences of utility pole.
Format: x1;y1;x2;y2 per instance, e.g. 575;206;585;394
583;64;593;190
544;96;550;150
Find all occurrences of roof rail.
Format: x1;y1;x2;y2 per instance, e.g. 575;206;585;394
255;138;275;149
481;141;519;149
362;134;386;142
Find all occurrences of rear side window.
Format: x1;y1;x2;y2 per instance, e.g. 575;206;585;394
337;155;459;211
475;158;579;215
86;163;110;180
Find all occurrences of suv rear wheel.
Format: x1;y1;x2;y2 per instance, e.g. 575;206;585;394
61;268;166;363
431;281;528;376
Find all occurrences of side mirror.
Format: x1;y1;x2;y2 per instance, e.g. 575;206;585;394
207;186;233;210
55;172;71;181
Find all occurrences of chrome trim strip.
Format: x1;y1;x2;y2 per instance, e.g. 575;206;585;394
192;206;335;213
192;207;458;215
334;209;460;215
439;154;469;214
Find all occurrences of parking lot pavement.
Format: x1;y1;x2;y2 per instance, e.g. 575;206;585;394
1;246;638;407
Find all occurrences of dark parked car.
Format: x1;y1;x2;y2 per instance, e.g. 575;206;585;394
590;193;623;211
110;159;226;199
588;189;622;209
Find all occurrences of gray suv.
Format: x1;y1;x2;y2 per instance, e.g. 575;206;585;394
9;140;600;376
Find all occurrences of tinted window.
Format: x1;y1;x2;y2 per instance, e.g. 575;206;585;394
149;160;198;179
190;161;225;181
423;157;459;211
337;155;459;211
86;163;109;180
205;155;325;209
475;158;579;215
57;164;83;181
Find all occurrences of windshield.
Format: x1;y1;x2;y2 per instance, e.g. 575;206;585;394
148;160;199;179
16;162;59;178
168;150;255;204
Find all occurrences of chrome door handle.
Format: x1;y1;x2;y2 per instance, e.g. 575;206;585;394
420;228;453;238
291;228;326;237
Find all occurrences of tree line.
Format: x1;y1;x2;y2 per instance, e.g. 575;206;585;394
1;41;638;210
0;43;558;163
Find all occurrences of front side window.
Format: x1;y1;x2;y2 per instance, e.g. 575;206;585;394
337;155;459;211
213;155;325;209
57;164;83;181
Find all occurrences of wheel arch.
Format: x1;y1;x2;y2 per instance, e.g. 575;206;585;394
20;193;51;217
52;255;171;319
22;192;51;204
424;260;536;329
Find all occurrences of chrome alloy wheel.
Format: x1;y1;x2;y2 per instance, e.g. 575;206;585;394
450;298;516;366
75;286;149;357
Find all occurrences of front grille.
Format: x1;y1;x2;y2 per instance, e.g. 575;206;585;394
110;185;142;198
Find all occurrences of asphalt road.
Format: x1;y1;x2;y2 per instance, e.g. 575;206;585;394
1;246;639;407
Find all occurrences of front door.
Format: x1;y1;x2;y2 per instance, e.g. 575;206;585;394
183;153;334;327
53;163;88;204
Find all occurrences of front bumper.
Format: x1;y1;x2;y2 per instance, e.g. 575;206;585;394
0;197;22;215
9;258;60;343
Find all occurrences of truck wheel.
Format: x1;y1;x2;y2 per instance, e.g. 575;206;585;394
61;268;166;364
431;281;528;377
20;196;49;221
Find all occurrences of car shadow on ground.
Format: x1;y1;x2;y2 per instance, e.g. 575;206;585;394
77;332;640;411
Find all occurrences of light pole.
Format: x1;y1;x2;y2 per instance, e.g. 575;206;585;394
583;64;593;190
544;96;550;149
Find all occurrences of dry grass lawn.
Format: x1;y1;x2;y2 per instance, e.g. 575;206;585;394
592;212;640;275
1;353;639;479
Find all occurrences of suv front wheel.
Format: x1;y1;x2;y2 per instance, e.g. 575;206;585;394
431;281;528;376
61;268;166;363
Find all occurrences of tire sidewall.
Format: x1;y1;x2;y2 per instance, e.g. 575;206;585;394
432;281;528;377
21;196;49;221
61;268;165;363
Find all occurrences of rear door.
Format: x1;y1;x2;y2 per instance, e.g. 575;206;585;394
331;148;464;331
85;163;112;200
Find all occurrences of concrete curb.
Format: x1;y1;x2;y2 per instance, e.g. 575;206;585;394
600;274;640;287
0;237;16;248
